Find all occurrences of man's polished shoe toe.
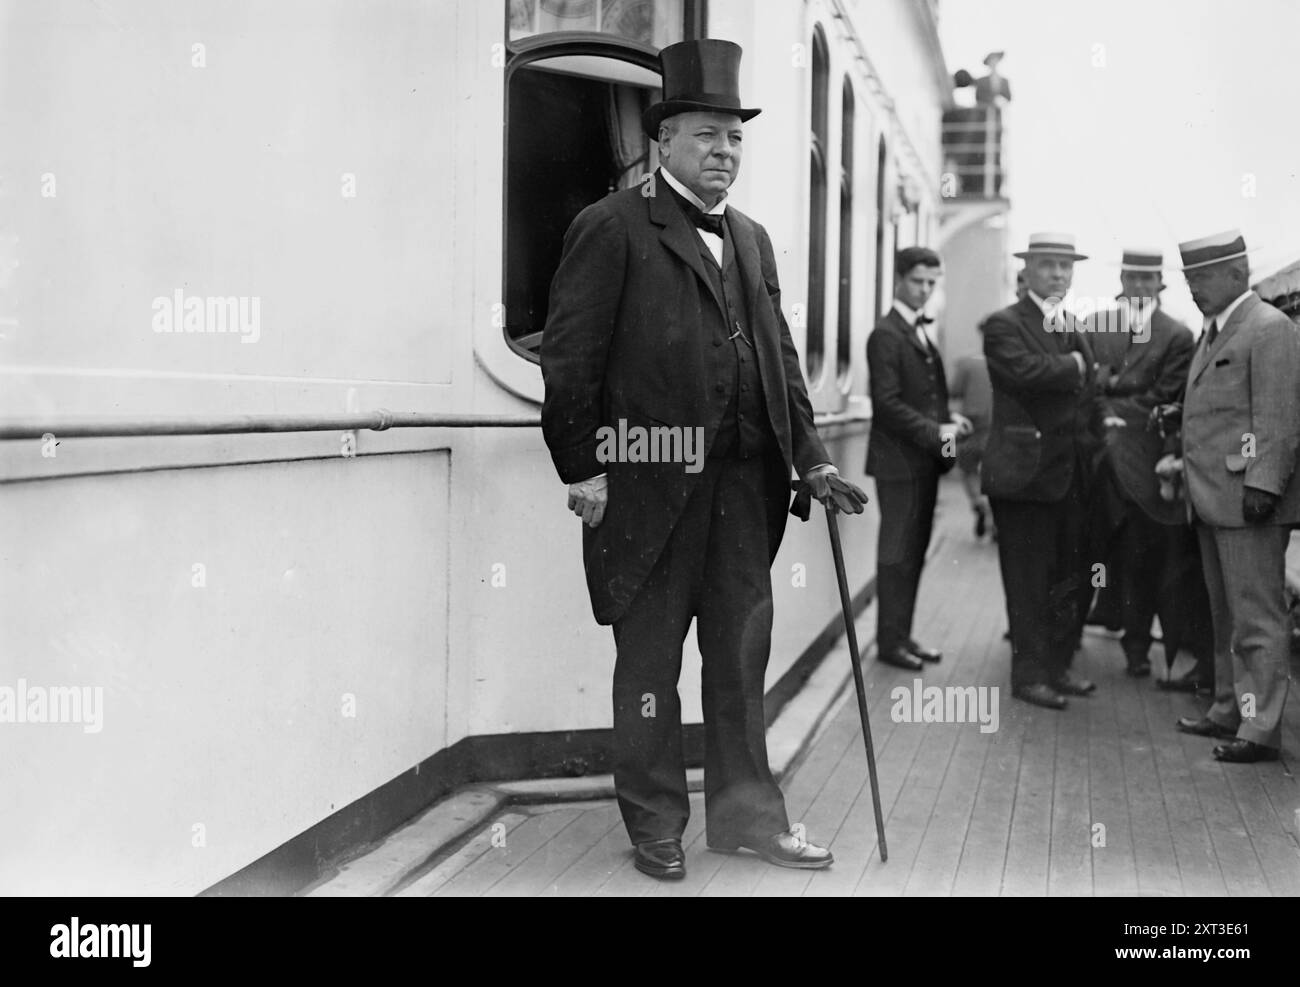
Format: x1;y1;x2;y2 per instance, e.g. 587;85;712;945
1176;716;1235;739
1012;683;1067;710
1125;658;1152;678
878;645;923;671
634;838;686;880
1052;673;1096;696
721;831;833;869
906;640;943;663
1212;739;1279;763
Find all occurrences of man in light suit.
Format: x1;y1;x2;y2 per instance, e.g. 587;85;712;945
541;40;867;879
1082;250;1196;676
865;247;971;671
1173;230;1300;763
982;233;1104;709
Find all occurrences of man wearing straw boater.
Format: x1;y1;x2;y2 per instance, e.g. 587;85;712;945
982;232;1104;710
1081;249;1197;678
1173;230;1300;763
541;39;867;879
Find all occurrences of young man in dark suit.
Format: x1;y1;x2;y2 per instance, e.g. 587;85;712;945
865;247;971;670
982;233;1104;709
541;40;867;879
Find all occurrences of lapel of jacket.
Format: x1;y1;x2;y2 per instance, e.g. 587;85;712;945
648;170;726;318
729;208;767;332
887;307;930;356
1016;295;1060;355
1190;292;1259;385
1119;306;1162;379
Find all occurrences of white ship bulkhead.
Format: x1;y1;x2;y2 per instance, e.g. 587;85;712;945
0;0;949;894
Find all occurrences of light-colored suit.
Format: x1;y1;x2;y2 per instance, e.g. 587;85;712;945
1182;291;1300;748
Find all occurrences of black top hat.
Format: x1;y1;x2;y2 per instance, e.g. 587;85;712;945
642;39;761;139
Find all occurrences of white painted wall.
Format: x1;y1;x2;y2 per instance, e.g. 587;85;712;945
0;0;938;893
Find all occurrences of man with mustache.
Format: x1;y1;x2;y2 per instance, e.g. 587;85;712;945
981;233;1104;709
1173;230;1300;762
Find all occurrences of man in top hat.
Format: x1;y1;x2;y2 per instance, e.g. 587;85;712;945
541;39;867;879
1080;249;1197;677
982;232;1104;709
866;246;971;671
1173;229;1300;763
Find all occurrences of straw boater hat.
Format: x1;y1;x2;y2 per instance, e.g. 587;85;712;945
642;39;761;140
1013;232;1088;261
1119;248;1164;273
1178;229;1250;271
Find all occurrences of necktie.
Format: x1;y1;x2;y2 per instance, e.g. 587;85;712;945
1205;318;1219;347
916;314;934;326
683;202;725;237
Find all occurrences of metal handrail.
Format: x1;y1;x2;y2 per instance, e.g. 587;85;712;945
0;407;868;441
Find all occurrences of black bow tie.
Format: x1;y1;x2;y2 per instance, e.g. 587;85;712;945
683;203;726;237
916;314;934;326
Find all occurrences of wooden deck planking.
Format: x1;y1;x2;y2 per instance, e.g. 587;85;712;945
401;481;1300;896
1111;669;1184;897
1085;649;1140;896
487;801;627;896
396;810;531;897
431;807;586;897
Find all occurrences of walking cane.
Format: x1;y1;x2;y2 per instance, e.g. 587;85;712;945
824;501;889;862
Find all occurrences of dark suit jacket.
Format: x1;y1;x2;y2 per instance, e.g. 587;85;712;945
1088;304;1194;524
865;308;953;481
981;295;1104;502
540;170;829;624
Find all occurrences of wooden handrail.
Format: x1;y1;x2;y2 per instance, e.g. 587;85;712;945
0;408;869;440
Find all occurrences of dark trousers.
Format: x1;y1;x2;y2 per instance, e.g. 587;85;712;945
874;470;940;653
610;452;788;846
990;482;1087;688
1157;524;1214;678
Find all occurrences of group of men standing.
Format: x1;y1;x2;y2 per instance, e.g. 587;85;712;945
539;38;1297;881
866;228;1298;766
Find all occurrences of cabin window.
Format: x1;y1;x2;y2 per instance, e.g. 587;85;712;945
835;76;855;388
805;25;829;385
501;3;702;363
510;0;687;47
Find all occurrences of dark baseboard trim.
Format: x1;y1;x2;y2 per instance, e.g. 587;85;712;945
202;579;875;897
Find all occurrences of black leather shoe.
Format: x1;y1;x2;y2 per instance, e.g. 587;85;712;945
634;838;685;880
712;831;833;870
878;645;923;671
1012;683;1067;710
1212;739;1279;763
906;639;943;663
1124;653;1152;677
1176;716;1235;739
1052;672;1096;696
1157;671;1212;696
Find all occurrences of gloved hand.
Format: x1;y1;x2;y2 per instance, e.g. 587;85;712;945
790;466;869;521
1154;454;1183;503
567;474;608;528
1243;486;1278;524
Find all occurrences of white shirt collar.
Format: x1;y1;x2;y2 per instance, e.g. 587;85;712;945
1204;289;1252;333
892;299;922;327
661;166;727;215
1027;289;1059;315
